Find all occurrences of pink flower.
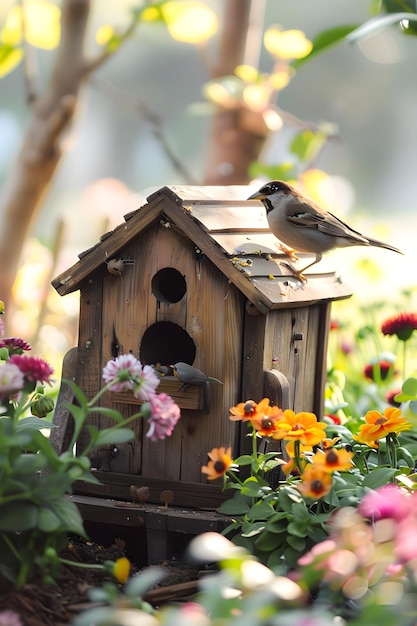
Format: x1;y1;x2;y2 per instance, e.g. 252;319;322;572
0;337;32;354
359;484;410;522
0;610;23;626
0;363;25;399
133;365;160;402
145;393;180;441
395;516;417;561
103;354;144;392
102;355;159;399
7;355;53;385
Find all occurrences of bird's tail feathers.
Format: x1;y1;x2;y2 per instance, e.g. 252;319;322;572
208;376;223;384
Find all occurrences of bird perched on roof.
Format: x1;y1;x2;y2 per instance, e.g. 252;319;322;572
171;362;223;413
248;180;402;282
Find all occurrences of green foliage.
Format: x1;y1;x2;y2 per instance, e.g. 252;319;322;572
292;24;360;69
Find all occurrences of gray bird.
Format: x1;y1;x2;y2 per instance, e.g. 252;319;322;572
248;180;402;282
171;362;223;413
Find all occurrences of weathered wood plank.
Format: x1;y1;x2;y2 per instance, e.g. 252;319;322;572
75;277;104;454
49;347;78;454
73;472;229;509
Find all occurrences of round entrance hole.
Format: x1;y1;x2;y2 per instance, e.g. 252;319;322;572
151;268;186;304
140;321;196;367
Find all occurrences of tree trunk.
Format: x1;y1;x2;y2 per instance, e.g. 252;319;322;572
0;0;91;311
203;0;268;185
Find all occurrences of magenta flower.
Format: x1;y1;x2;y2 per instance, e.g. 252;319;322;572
103;354;144;392
7;355;54;385
359;484;410;522
0;363;25;400
145;393;180;441
0;337;32;355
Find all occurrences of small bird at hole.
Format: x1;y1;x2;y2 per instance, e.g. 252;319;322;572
171;362;223;413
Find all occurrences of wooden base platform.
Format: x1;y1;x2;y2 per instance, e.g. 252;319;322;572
69;494;231;564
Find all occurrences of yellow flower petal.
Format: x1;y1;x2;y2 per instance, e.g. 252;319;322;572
113;557;130;584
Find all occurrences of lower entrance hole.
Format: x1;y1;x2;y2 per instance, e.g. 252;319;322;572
140;321;196;367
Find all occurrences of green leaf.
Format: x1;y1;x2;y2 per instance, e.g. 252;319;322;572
217;498;250;515
51;497;87;537
362;467;397;489
233;454;253;466
0;501;38;531
346;13;417;43
88;406;125;423
287;520;308;538
290;129;326;163
247;500;275;521
66;402;89;449
277;486;303;511
16;416;56;432
89;427;135;447
292;25;360;69
255;529;283;552
409;400;417;415
286;533;306;551
396;377;417;400
37;506;61;532
248;161;296;181
266;512;289;533
64;379;88;410
29;429;60;469
241;521;266;538
13;454;47;474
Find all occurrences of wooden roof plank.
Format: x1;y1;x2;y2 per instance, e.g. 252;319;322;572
51;185;353;308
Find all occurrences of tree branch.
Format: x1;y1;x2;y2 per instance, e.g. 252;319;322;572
203;0;268;185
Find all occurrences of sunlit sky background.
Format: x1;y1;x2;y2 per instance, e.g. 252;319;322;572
0;0;416;312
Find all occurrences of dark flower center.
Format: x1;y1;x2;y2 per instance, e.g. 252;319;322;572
261;416;274;430
213;460;226;473
326;450;338;465
244;400;257;415
311;479;324;494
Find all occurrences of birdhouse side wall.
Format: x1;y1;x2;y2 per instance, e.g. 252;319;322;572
262;301;331;415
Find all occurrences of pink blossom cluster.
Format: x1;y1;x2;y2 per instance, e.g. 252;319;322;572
298;484;417;602
102;354;180;441
0;341;54;401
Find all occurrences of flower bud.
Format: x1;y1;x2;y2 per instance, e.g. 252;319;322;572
31;396;55;417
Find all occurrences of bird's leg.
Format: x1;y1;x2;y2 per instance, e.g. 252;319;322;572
277;243;299;261
282;253;322;283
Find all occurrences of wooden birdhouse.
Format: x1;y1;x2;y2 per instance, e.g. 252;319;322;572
52;185;352;562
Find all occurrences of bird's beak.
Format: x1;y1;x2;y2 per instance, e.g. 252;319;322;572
247;190;266;200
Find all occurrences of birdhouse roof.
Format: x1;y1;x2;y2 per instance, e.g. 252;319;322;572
52;185;352;312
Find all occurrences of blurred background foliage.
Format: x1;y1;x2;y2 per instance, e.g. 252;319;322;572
0;0;416;381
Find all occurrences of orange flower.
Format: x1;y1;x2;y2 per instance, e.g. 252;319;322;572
297;466;333;499
311;448;354;473
229;398;282;425
201;447;233;480
320;437;340;449
356;407;411;444
271;410;327;446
